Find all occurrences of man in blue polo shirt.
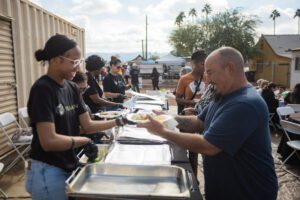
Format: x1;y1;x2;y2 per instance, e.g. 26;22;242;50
139;47;278;199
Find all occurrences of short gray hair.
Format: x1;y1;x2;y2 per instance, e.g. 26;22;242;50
218;47;244;72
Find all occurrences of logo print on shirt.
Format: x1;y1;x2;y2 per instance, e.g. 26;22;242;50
56;104;65;116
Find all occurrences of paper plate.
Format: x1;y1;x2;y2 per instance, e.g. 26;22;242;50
127;113;171;123
95;111;124;119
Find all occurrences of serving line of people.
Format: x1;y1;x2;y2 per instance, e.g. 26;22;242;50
25;33;278;200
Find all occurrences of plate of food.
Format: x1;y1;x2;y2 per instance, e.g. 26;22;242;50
126;113;171;123
95;111;124;119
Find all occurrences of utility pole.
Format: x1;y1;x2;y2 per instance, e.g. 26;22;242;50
142;40;144;59
145;15;148;60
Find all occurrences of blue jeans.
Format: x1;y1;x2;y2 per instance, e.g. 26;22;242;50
25;159;71;200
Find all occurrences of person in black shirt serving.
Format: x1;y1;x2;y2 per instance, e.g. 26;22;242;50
103;57;130;103
25;34;127;200
83;55;123;113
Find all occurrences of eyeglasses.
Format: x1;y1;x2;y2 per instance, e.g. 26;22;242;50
60;56;84;67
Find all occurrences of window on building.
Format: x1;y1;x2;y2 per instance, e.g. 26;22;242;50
295;57;300;71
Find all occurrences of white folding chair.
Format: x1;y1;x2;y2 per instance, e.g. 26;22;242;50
277;106;295;121
287;104;300;113
0;112;31;173
0;162;8;199
280;120;300;179
18;107;29;128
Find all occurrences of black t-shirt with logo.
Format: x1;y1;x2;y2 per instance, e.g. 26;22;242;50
103;73;125;103
83;72;103;113
27;75;87;172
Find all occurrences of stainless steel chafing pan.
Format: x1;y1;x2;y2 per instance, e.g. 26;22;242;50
66;163;190;199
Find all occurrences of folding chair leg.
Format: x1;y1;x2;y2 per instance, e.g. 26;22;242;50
3;145;30;174
280;150;300;179
280;150;296;169
0;188;8;199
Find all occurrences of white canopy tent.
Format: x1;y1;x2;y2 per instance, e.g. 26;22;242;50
156;54;186;65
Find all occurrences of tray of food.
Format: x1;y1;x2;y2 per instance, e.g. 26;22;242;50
66;164;190;199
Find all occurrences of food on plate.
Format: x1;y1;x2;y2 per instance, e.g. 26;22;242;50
95;111;124;119
127;113;170;123
130;113;149;121
153;115;168;121
100;111;119;116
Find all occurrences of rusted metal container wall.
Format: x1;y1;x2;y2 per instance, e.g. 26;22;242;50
0;0;85;156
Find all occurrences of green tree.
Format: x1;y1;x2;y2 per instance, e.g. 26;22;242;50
169;24;205;56
208;9;260;60
189;8;197;23
202;3;212;22
149;55;160;61
169;9;261;60
270;9;280;35
294;9;300;34
175;11;186;27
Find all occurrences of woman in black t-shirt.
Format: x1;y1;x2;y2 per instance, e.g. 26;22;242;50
103;57;130;103
25;35;127;200
151;67;160;90
83;55;122;113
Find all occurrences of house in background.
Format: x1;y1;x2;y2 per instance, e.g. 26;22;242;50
128;54;145;65
290;48;300;89
250;35;300;88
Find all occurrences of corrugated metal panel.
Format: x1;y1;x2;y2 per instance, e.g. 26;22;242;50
0;0;85;156
0;0;85;109
0;17;18;155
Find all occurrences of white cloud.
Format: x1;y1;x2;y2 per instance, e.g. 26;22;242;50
28;0;42;6
70;0;123;15
28;0;299;54
246;4;298;35
128;6;140;15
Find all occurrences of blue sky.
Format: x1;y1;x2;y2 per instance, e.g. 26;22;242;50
30;0;300;55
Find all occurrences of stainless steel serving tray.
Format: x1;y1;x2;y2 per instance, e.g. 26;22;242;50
66;164;190;199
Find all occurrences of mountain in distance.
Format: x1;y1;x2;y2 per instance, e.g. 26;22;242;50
85;52;169;62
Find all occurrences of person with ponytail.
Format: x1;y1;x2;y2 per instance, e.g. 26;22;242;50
103;56;130;104
83;55;123;113
25;34;127;200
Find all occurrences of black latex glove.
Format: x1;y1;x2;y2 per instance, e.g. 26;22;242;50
118;104;125;109
83;141;98;162
122;115;137;125
117;94;125;99
117;94;128;100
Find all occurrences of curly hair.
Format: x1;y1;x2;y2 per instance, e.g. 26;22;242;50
85;55;105;71
72;70;87;83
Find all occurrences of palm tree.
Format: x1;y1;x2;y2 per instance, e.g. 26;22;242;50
189;8;197;23
202;3;212;21
294;9;300;34
270;9;280;35
175;11;186;27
